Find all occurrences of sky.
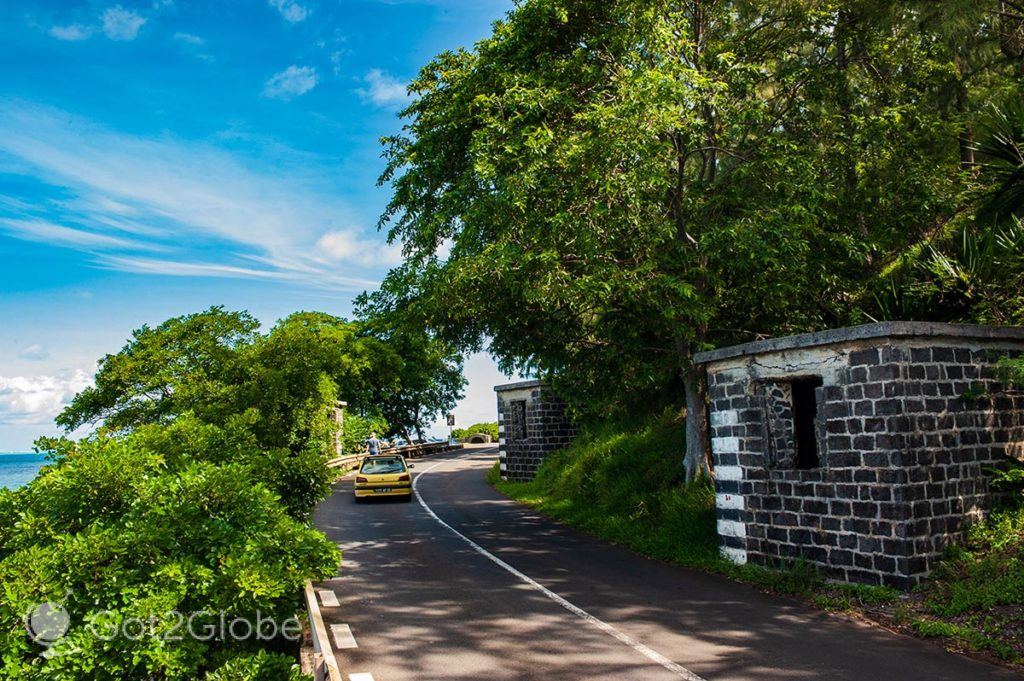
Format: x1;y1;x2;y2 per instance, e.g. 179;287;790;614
0;0;518;451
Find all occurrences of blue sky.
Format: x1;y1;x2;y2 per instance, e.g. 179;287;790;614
0;0;516;450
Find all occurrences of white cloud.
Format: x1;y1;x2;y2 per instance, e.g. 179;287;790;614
0;101;398;291
102;6;146;41
263;65;318;100
172;31;213;61
315;230;403;267
173;32;203;45
268;0;309;23
0;370;92;426
18;345;50;362
100;254;378;289
50;24;93;41
0;219;152;251
359;69;410;109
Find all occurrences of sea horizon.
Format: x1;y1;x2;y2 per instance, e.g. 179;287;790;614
0;451;47;489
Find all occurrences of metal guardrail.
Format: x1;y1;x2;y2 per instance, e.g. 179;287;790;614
304;581;343;681
326;441;461;470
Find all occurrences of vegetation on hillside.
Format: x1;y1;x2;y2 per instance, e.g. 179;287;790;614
900;467;1024;662
0;307;464;679
375;4;1024;657
494;412;718;566
452;422;499;441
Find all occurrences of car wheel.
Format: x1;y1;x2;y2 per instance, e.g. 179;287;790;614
354;495;365;504
403;493;414;503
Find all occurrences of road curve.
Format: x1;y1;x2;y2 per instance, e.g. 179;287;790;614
312;446;1017;681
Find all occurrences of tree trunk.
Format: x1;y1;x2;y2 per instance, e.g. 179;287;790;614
683;362;711;481
955;77;975;169
834;10;867;241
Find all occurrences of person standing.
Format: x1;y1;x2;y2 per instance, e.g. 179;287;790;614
366;431;382;456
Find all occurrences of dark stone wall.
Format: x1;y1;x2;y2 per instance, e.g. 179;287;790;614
707;339;1024;588
496;381;578;481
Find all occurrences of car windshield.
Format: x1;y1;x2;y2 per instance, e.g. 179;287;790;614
360;457;406;475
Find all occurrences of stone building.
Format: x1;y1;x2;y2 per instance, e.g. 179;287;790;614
694;322;1024;588
495;380;578;481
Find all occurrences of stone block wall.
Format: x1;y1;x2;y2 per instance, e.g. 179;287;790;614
696;323;1024;588
495;380;578;481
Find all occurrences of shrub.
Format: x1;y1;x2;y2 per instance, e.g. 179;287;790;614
0;437;339;679
205;650;308;681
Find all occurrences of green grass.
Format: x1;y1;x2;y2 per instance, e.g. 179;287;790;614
924;508;1024;616
912;502;1024;662
811;582;901;612
910;618;1019;661
494;411;719;567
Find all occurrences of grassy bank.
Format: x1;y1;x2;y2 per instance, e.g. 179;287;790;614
906;502;1024;661
490;411;1024;667
492;411;720;569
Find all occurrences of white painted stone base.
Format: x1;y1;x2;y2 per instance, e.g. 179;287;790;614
717;519;747;538
711;436;740;454
721;546;748;565
710;409;738;427
715;465;743;481
715;493;745;510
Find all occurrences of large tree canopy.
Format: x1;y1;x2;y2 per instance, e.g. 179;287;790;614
59;307;465;449
371;0;1024;477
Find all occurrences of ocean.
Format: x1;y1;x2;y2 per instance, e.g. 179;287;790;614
0;453;47;489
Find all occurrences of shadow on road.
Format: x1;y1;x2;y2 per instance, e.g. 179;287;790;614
311;451;1016;681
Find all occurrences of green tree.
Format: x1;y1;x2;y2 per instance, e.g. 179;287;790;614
57;307;463;456
242;311;378;451
370;0;1024;478
452;422;499;441
354;306;466;442
57;307;258;433
373;0;984;478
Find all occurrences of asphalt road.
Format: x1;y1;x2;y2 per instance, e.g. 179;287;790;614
312;446;1019;681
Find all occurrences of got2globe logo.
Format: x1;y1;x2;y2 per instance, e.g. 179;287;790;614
24;600;72;657
21;598;303;659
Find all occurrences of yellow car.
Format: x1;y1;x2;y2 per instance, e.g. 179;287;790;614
354;455;414;502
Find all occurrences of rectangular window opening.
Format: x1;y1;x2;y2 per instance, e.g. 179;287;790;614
508;400;527;442
791;377;823;469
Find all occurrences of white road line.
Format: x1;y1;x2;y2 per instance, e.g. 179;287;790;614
412;460;706;681
331;623;358;650
318;589;340;608
349;674;375;681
